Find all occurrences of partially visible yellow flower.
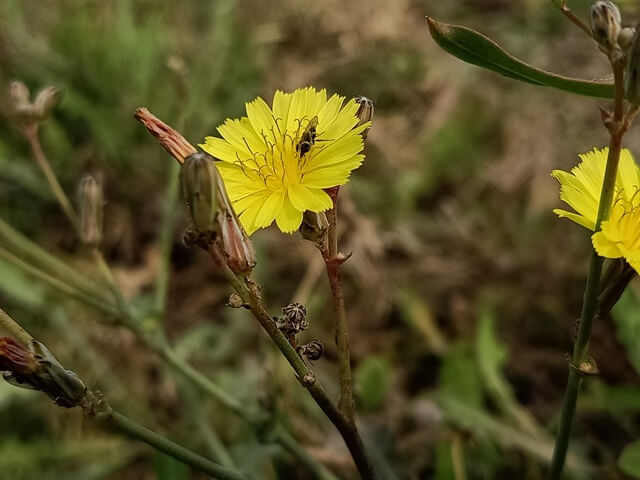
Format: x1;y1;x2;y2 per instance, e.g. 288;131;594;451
200;87;370;235
551;147;640;230
552;147;640;274
592;195;640;273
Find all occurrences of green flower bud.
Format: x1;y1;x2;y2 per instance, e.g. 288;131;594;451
181;152;219;231
78;175;104;247
590;1;622;47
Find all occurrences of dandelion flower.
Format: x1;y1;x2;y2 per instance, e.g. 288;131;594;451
200;87;370;235
551;147;640;230
552;147;640;274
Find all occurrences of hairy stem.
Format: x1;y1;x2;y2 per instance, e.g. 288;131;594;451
547;59;627;480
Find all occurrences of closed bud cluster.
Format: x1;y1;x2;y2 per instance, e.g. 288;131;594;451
299;339;324;361
355;95;374;140
276;302;309;339
590;1;622;48
78;175;104;246
181;152;218;232
5;82;62;127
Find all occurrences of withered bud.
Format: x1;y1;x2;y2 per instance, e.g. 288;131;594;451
354;96;374;140
299;211;329;243
299;339;324;361
33;86;62;120
134;108;197;163
577;357;600;376
181;152;218;232
227;293;244;308
619;26;635;50
626;27;640;104
1;340;86;408
78;175;104;246
219;200;256;273
282;302;307;325
590;1;622;48
0;337;38;376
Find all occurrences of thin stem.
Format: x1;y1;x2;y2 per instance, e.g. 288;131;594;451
104;410;249;480
323;200;355;422
553;0;593;38
23;124;80;231
274;427;340;480
154;162;181;316
0;307;33;344
547;59;627;480
91;248;129;315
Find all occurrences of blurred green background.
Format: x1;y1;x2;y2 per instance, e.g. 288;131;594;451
2;0;640;478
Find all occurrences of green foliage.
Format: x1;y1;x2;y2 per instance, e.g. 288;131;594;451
355;355;392;412
612;288;640;375
619;440;640;479
426;17;615;98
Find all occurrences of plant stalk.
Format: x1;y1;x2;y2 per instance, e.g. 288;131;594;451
547;59;627;480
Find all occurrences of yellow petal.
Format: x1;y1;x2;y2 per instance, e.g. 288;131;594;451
592;227;624;258
288;183;333;212
553;209;596;231
275;194;303;233
254;190;285;228
246;97;276;138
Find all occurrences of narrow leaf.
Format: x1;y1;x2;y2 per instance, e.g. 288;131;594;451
426;17;614;99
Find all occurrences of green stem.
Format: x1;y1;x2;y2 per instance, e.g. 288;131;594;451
91;248;129;315
154;162;181;316
104;410;250;480
0;306;33;344
547;59;626;480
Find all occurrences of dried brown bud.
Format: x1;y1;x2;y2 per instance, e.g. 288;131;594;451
282;303;307;325
302;372;316;386
33;86;62;120
78;175;104;246
134;108;197;163
0;337;38;376
590;1;622;48
299;339;324;361
181;152;218;232
227;293;244;308
355;96;374;140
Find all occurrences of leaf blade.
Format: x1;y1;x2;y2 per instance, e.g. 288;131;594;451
426;17;614;99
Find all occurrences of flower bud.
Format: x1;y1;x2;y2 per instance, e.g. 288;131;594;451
619;26;635;50
299;339;324;361
598;259;635;315
0;337;38;376
6;81;37;126
78;175;104;246
590;1;622;48
33;86;62;120
181;152;219;232
354;96;374;140
625;27;640;104
299;211;329;243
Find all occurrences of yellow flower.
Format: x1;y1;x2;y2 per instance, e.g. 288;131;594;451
200;87;369;235
551;147;640;230
592;195;640;273
552;146;640;274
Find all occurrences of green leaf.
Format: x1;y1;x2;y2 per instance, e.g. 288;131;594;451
426;17;614;99
355;356;392;412
619;440;640;478
612;289;640;375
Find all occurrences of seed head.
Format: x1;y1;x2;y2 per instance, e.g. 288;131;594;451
590;1;622;48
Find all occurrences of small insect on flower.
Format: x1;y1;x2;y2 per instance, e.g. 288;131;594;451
296;116;318;159
200;87;371;235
